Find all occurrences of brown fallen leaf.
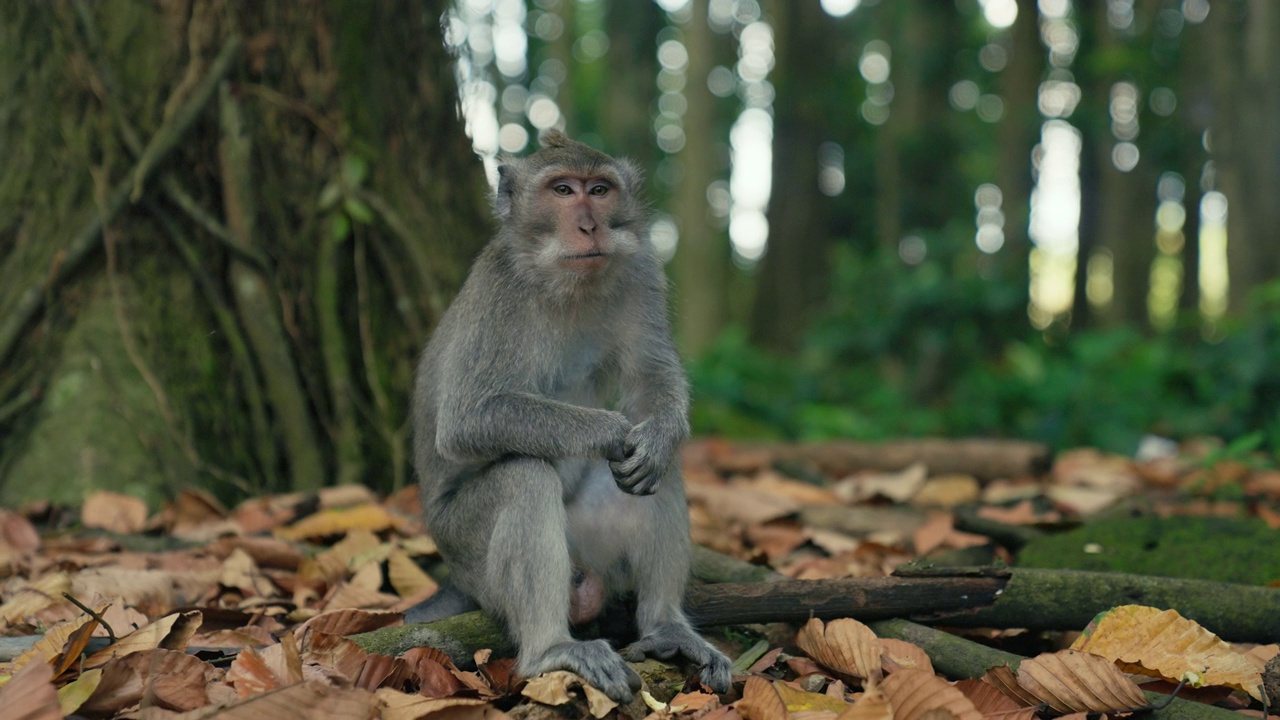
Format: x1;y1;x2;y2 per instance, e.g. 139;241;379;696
12;610;100;673
81;491;149;534
0;508;40;553
911;474;981;509
980;666;1041;708
879;638;934;675
387;549;439;598
375;687;492;720
194;680;379;720
304;632;370;684
56;667;102;716
686;483;800;525
80;648;214;713
737;675;788;720
1070;605;1264;701
227;646;286;697
276;504;408;540
220;547;279;598
297;607;402;644
1015;649;1148;713
0;657;60;720
84;610;203;667
833;463;928;505
835;683;892;720
795;617;883;682
953;678;1036;720
401;646;466;698
774;680;850;715
0;572;72;626
880;669;982;720
521;670;617;719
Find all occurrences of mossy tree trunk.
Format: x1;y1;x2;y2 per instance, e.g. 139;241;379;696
0;1;488;506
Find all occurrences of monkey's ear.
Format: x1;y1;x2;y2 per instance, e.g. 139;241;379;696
539;130;570;149
495;162;518;220
615;158;644;196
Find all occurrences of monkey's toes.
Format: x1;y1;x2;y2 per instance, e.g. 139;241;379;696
535;639;640;703
699;652;732;694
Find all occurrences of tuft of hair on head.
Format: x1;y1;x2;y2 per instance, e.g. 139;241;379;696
539;130;572;149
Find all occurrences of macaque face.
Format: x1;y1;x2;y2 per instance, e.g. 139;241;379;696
545;174;620;272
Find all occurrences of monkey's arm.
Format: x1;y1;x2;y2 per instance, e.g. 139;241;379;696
436;392;631;464
611;282;690;494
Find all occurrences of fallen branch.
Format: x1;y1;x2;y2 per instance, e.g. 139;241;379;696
906;566;1280;643
768;438;1052;480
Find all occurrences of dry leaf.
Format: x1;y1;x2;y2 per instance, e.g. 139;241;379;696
880;669;982;720
911;475;981;509
375;688;490;720
521;671;618;718
0;509;40;553
980;666;1041;708
276;505;407;540
1015;649;1148;713
80;649;214;713
835;683;892;720
13;610;100;672
795;618;883;682
737;675;788;720
686;483;800;524
227;646;285;697
879;639;934;675
387;549;439;597
57;667;103;715
953;678;1036;720
774;680;850;715
194;680;378;719
834;463;928;504
81;491;148;534
85;610;203;667
0;572;72;626
298;608;403;644
1070;605;1264;701
0;657;60;720
220;547;278;597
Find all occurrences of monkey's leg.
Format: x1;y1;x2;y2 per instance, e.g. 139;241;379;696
432;457;641;702
402;580;479;623
618;474;732;693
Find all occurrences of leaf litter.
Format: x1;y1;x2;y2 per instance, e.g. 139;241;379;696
0;437;1276;717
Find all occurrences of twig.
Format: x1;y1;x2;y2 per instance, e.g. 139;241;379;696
62;593;117;641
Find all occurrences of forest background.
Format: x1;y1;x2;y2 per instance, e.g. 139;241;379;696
1;0;1277;506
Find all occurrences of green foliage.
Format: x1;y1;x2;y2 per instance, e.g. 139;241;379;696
690;252;1280;456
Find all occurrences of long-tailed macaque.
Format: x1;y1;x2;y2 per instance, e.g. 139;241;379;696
410;131;731;701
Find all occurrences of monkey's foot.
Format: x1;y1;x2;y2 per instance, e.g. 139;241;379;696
526;639;642;703
620;624;732;693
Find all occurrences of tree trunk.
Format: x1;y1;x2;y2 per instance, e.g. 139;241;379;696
0;0;488;503
1206;0;1280;312
749;0;836;353
672;0;730;358
995;0;1043;291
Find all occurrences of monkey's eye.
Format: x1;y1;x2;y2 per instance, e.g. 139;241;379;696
552;183;573;197
588;184;609;196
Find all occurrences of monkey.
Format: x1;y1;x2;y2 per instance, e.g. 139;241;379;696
410;131;732;702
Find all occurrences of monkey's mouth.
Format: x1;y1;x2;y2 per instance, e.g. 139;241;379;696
561;252;608;268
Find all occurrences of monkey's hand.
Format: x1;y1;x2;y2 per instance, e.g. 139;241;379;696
608;420;676;496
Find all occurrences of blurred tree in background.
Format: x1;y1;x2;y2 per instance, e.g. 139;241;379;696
1;0;1278;502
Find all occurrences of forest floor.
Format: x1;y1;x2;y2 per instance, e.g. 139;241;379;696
0;437;1277;719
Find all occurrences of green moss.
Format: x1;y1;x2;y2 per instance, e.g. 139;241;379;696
1;278;192;508
1016;516;1280;586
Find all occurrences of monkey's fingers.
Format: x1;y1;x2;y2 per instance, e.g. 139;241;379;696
609;459;659;495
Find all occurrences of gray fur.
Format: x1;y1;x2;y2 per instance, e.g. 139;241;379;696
411;134;730;701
